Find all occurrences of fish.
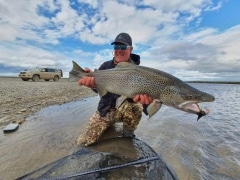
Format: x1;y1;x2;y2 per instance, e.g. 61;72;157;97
70;61;215;120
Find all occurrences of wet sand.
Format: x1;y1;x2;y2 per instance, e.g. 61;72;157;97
0;77;96;126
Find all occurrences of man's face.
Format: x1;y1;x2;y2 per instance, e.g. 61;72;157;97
113;43;133;63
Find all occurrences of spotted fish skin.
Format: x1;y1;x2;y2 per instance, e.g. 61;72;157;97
70;61;215;119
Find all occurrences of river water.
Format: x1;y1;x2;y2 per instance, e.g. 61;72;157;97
0;83;239;180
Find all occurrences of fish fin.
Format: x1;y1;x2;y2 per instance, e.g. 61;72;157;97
70;61;86;78
115;62;135;68
69;72;79;82
116;96;128;108
72;61;86;72
147;100;162;119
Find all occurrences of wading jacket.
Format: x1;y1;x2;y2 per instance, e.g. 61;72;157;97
95;54;141;117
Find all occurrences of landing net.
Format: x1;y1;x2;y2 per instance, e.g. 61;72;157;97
18;137;178;180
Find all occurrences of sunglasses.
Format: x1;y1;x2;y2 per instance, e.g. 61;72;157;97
113;45;131;50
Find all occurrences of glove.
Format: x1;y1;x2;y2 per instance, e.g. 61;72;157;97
133;94;153;105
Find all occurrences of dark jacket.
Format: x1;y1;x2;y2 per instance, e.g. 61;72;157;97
96;54;141;117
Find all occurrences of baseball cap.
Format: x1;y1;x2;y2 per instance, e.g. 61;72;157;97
111;33;132;46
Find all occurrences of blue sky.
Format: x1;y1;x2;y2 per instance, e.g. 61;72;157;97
0;0;239;81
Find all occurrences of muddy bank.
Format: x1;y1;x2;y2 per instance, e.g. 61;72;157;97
0;77;96;126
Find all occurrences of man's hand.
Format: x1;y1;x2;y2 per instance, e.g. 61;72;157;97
78;68;95;88
133;94;153;105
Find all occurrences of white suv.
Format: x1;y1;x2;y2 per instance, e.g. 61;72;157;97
19;68;63;81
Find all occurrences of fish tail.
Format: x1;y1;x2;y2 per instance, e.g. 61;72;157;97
70;61;87;78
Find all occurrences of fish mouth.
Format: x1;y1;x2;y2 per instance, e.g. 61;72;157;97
179;101;210;120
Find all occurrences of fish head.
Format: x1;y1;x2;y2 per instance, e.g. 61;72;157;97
161;85;215;120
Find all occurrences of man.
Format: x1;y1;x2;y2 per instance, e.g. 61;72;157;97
77;32;153;146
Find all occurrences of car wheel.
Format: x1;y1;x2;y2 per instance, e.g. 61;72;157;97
53;76;59;81
32;75;40;82
21;78;29;81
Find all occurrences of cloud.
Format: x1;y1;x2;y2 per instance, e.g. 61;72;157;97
0;42;70;73
0;0;239;81
0;0;220;44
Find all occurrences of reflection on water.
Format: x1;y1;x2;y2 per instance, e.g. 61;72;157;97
0;84;240;180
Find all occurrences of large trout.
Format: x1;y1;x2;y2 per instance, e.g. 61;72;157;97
70;61;215;120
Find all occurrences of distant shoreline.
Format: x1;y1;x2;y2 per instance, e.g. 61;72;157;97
185;81;240;84
1;76;239;84
0;76;69;79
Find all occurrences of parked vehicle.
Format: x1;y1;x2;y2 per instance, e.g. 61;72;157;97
19;68;63;81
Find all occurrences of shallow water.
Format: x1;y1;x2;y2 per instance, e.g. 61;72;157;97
0;83;239;180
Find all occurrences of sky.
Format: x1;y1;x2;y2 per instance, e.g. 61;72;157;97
0;0;239;82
